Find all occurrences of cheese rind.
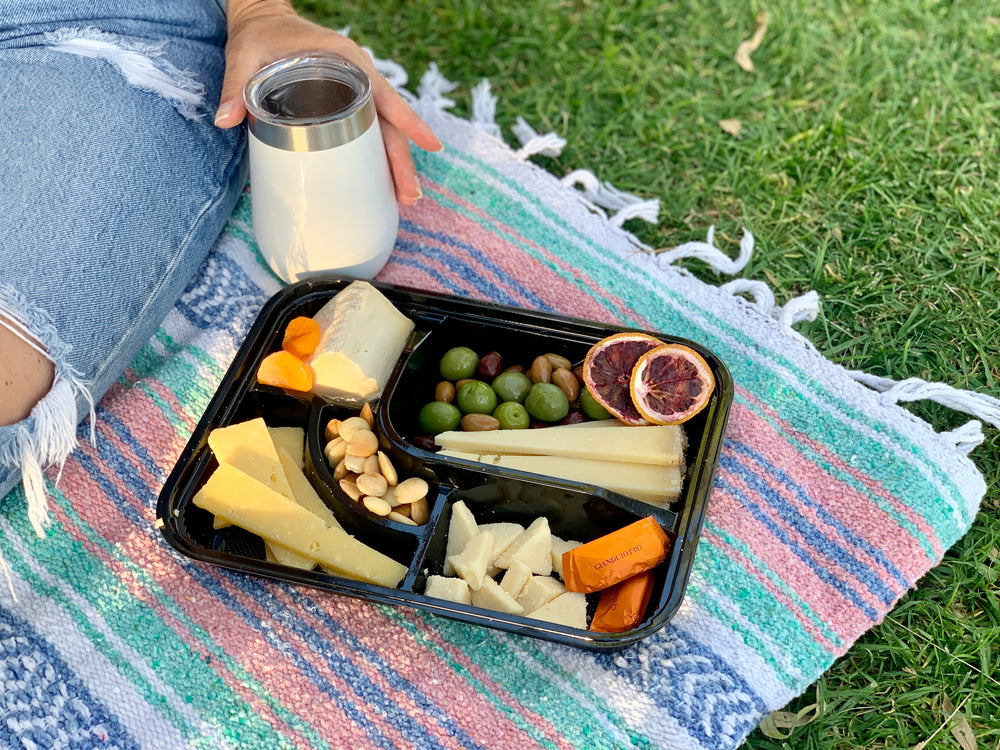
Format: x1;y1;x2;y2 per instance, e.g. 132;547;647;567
434;424;684;465
193;464;407;587
305;281;415;404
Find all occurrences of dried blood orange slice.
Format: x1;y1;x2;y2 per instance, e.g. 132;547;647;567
630;344;715;424
582;332;663;425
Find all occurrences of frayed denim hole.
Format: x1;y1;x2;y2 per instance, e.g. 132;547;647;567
45;26;207;120
0;284;95;539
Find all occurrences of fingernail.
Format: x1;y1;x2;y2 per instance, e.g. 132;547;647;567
413;176;423;202
214;101;232;126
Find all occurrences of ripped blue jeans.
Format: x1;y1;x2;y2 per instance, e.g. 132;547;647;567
0;2;248;526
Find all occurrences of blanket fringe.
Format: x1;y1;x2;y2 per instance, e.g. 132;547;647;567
847;372;1000;453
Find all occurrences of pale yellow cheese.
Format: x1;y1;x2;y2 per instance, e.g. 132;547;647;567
207;418;295;499
515;575;566;613
526;591;588;628
550;536;581;579
443;501;479;576
447;531;494;591
471;576;524;615
192;464;407;587
275;447;342;529
424;575;472;605
267;543;316;570
269;426;305;470
499;559;533;599
305;281;415;404
494;517;552;575
480;521;525;576
439;451;682;505
434;423;684;466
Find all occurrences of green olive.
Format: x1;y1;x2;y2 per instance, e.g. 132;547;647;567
524;382;570;422
492;401;530;430
455;380;498;415
439;346;479;381
491;370;533;403
418;401;462;435
579;386;612;420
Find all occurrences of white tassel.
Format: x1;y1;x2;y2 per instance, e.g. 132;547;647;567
560;169;660;226
20;438;49;538
512;116;566;159
656;225;755;275
416;62;458;111
470;80;502;138
849;371;1000;431
720;279;775;315
941;421;986;453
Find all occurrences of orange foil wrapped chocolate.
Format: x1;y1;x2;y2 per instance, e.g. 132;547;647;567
562;516;670;594
590;570;655;633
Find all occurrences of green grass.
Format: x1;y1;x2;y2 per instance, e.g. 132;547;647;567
294;1;1000;746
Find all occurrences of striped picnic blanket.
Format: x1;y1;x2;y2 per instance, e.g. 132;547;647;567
0;100;989;750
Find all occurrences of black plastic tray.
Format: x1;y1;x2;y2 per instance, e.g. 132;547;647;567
156;277;733;650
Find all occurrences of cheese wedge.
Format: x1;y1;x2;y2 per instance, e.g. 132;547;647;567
208;417;296;498
434;424;684;466
447;531;494;591
276;447;341;529
424;575;472;605
471;576;524;615
443;501;479;576
494;517;552;575
527;591;588;629
193;464;407;587
480;521;526;576
439;452;682;505
305;281;415;404
499;559;533;599
550;536;582;579
269;426;305;470
267;542;316;570
515;575;566;613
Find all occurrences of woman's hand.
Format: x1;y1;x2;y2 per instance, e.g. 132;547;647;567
215;0;441;205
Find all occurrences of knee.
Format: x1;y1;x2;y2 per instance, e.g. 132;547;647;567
0;316;55;425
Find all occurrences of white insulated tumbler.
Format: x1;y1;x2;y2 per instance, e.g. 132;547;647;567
244;54;399;283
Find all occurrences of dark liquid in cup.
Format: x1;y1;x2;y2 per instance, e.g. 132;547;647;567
261;78;358;119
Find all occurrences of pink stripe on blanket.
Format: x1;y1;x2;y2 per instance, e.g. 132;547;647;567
274;587;551;750
50;462;335;749
399;193;648;327
700;525;840;654
734;395;944;566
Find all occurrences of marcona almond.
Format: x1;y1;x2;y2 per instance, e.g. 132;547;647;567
360;402;374;427
356;472;388;498
388;511;418;526
394;476;429;505
339;478;362;501
346;429;378;457
363;454;380;474
344;452;367;474
377;451;398;485
324;418;341;442
363;496;392;516
324;438;348;467
461;413;500;431
338;416;370;442
332;458;350;481
409;496;430;525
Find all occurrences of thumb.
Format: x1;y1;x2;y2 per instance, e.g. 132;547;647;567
214;50;257;128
